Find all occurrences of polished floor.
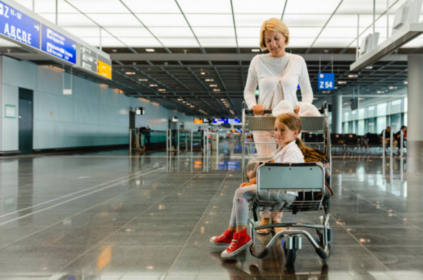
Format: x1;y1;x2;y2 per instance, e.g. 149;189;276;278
0;145;421;280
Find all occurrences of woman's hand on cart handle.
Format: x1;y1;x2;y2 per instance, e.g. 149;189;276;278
252;105;265;116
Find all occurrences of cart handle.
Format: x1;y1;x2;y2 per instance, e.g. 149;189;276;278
245;110;273;115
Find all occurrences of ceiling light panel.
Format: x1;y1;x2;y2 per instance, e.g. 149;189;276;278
58;14;98;27
39;13;56;23
289;27;321;37
35;0;56;13
150;27;194;37
238;38;260;47
88;37;126;47
88;14;141;27
118;37;162;47
58;0;79;13
63;27;106;37
283;14;330;27
284;0;342;14
178;0;232;13
193;27;235;37
198;38;236;47
160;38;200;47
122;0;180;13
13;0;32;10
136;14;189;27
286;38;315;47
233;0;286;13
236;27;261;37
314;38;353;47
106;27;152;38
235;14;281;27
185;14;234;27
67;0;129;13
327;15;374;28
320;27;359;38
336;0;393;14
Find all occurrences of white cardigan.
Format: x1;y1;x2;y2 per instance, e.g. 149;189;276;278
244;53;313;110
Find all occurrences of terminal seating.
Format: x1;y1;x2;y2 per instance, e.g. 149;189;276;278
364;133;382;155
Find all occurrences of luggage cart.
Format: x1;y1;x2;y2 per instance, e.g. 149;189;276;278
241;102;331;183
240;102;332;266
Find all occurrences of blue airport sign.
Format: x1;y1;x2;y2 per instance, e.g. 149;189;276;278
41;25;76;64
213;118;240;124
0;0;40;49
318;73;335;90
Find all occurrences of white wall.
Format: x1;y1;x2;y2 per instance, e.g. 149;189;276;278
0;56;195;152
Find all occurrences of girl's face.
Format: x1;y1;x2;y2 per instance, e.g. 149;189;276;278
264;30;286;57
274;120;299;146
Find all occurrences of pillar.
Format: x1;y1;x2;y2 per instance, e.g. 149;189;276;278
331;95;343;134
407;55;423;172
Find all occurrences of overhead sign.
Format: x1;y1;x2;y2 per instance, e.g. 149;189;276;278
0;0;112;79
80;46;97;72
213;118;240;124
318;73;335;90
194;118;203;124
0;0;40;49
97;58;112;79
41;25;76;64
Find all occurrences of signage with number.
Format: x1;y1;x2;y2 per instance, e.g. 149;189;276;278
41;25;77;64
318;73;335;90
0;1;40;49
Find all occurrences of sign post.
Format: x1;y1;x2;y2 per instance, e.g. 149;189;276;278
318;73;335;90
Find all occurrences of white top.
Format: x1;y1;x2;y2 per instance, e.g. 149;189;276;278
272;140;305;164
244;53;313;110
271;140;305;196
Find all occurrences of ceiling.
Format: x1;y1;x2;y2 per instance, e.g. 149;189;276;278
1;0;420;117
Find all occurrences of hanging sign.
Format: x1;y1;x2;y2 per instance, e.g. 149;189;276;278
0;1;40;49
318;73;335;90
41;25;77;64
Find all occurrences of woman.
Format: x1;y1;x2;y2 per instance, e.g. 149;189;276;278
244;18;313;115
243;17;314;232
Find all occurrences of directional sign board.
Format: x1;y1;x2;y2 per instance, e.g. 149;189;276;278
97;56;112;79
318;73;335;90
0;0;40;49
80;46;97;72
0;0;112;79
41;25;76;64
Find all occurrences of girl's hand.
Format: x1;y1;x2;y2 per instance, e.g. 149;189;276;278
252;105;264;116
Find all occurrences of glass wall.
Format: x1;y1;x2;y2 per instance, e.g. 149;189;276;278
342;97;407;135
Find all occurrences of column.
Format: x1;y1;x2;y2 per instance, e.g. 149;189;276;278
331;95;343;134
407;55;423;172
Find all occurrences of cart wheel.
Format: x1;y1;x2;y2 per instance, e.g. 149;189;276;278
284;248;297;266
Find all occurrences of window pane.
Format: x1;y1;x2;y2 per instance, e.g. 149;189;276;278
358;120;365;135
377;116;386;134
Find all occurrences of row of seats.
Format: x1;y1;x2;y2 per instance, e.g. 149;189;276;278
303;133;406;155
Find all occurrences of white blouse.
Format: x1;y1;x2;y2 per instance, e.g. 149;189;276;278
271;140;305;196
272;140;305;164
244;53;313;110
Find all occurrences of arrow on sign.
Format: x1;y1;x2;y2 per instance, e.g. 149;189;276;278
72;44;76;49
34;25;39;31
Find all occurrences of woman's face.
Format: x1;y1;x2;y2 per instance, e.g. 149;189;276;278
274;120;298;146
264;30;286;57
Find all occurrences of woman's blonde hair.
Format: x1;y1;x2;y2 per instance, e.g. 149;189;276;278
260;18;290;51
275;113;325;162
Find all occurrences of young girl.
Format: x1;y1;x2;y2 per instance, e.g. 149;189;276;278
210;113;306;258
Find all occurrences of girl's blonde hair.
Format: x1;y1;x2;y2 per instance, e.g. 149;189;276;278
275;113;325;162
260;18;290;51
